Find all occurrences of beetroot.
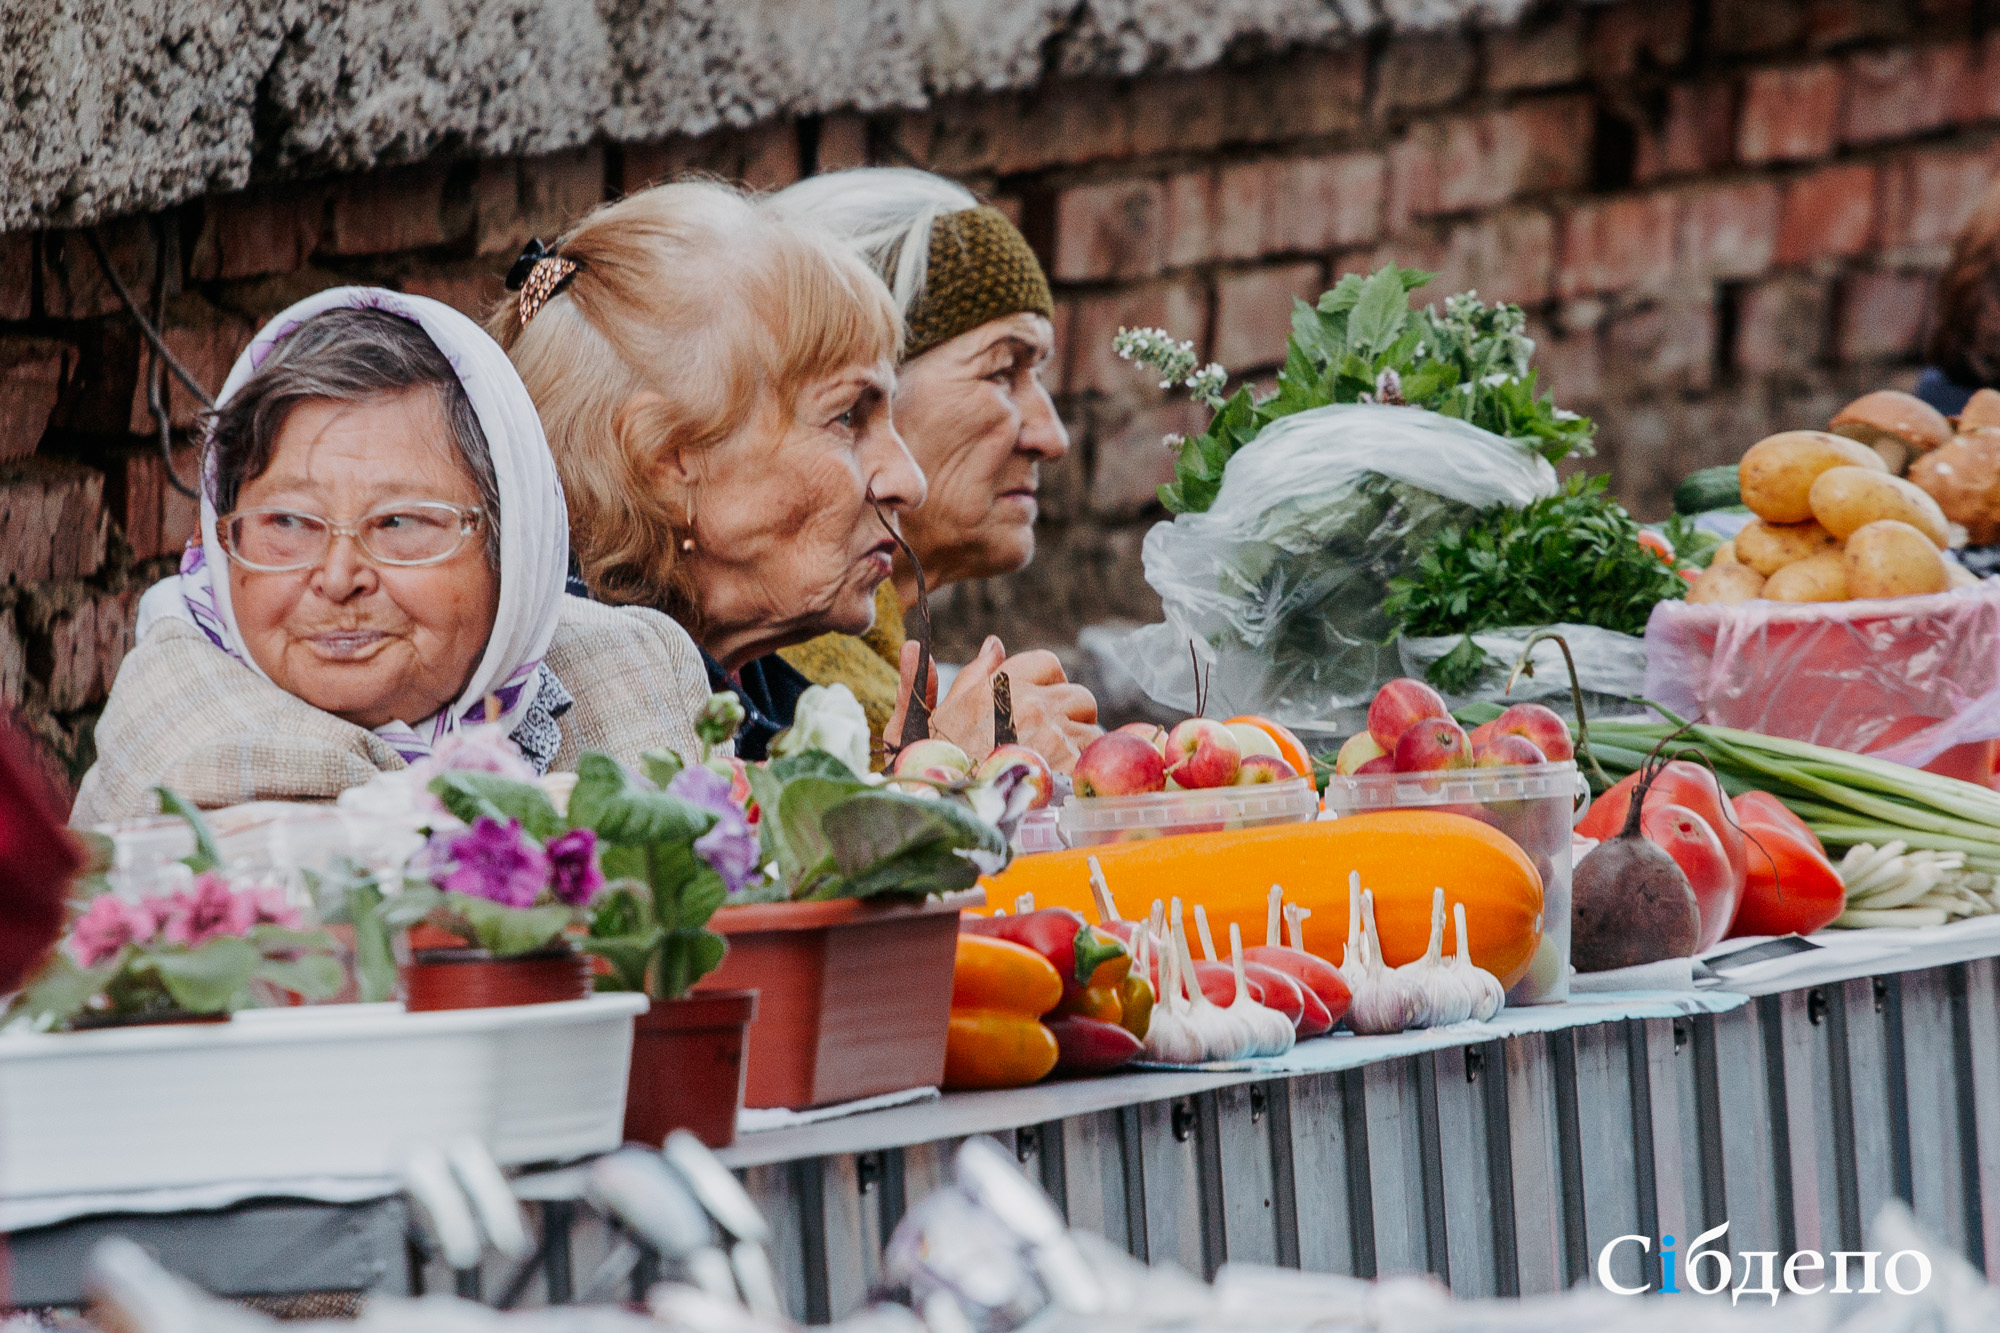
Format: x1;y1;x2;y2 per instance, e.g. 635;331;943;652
1571;755;1701;972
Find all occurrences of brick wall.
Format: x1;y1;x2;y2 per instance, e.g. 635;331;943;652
3;0;1998;795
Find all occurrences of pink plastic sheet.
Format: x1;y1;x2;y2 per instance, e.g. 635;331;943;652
1642;580;2000;773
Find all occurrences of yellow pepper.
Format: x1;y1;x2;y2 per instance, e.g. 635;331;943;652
944;935;1061;1091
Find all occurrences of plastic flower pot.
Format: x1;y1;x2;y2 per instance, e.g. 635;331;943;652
696;898;962;1109
69;1011;232;1031
623;989;757;1149
403;944;593;1012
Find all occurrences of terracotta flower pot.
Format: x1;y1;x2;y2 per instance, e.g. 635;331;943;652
623;989;758;1149
696;898;962;1109
403;944;593;1012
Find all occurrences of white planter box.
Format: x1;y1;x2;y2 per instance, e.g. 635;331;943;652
0;995;646;1203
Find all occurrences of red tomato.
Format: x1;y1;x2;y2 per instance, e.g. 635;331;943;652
1637;530;1676;562
1679;567;1701;585
1641;802;1739;952
1727;815;1846;938
1578;763;1748;894
1731;790;1824;854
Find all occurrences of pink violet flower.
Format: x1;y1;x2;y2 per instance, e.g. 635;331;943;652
158;872;258;948
67;895;157;968
545;828;605;907
428;817;549;908
248;886;305;930
669;765;761;895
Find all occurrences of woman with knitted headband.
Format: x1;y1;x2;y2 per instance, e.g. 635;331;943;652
767;169;1100;772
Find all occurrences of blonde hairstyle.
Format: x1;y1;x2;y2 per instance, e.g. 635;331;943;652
488;180;901;623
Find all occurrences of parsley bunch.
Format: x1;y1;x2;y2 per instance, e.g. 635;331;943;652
1382;475;1689;692
1120;265;1595;515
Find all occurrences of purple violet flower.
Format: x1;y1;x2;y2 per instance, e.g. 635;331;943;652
428;817;549;908
546;828;606;907
669;765;762;895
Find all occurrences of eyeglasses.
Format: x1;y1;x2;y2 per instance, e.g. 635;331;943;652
218;503;485;572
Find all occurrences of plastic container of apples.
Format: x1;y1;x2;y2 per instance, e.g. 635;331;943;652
1057;716;1323;849
1321;679;1588;1006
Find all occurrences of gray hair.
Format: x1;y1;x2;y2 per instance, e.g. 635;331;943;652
767;168;980;322
207;306;502;567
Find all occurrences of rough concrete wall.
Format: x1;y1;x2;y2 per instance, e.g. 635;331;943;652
3;0;1576;231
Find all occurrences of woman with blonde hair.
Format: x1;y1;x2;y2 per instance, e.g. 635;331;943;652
490;182;938;760
767;168;1098;771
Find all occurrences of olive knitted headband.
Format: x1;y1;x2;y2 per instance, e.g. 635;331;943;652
901;207;1054;362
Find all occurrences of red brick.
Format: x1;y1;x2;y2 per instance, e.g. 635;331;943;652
1374;35;1475;117
1635;83;1737;182
740;122;800;192
1836;271;1932;362
190;186;323;281
1805;0;1909;48
162;446;199;553
0;233;33;321
0;459;107;585
397;269;505;323
1214;263;1323;372
1440;98;1594;214
1710;0;1809;55
1224;49;1368;143
1525;315;1602;405
1385;132;1440;235
910;84;1136;178
1212;162;1274;262
1605;299;1717;393
28;585;139;713
1961;32;2000;122
39;219;158;320
1485;11;1586;92
0;338;68;462
1557;193;1678;299
0;610;24;712
1776;163;1876;264
102;443;200;561
1735;275;1829;375
1434;210;1555;307
1061;280;1208;396
127;296;254;433
1737;63;1844;164
1088;397;1208;519
474;146;605;257
1679;181;1780;280
816;114;869;172
1587;1;1695;77
324;163;461;256
1878;146;2000;248
1053;179;1167;283
1841;45;1973;145
1269;154;1385;254
1130;67;1232;160
1163;170;1219;268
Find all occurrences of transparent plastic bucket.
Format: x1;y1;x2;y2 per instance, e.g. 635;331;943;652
1320;761;1586;1005
1056;778;1321;849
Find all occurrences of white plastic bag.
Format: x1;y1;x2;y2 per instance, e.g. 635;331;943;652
1397;623;1649;716
1108;404;1557;732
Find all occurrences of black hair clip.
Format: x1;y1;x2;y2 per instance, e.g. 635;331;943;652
506;238;581;327
505;238;555;292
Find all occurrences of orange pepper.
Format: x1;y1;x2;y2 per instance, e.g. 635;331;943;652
944;935;1063;1091
951;935;1062;1015
1058;984;1123;1023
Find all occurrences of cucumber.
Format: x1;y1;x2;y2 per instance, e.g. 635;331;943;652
1673;464;1741;515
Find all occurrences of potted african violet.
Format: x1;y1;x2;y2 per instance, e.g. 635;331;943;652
6;793;344;1030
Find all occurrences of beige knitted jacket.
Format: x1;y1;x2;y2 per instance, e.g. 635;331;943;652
71;596;710;828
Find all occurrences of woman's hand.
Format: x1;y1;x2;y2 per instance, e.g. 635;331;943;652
887;637;1102;775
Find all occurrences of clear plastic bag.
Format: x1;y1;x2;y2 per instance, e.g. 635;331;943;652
1644;579;2000;776
1397;623;1649;718
1107;404;1557;733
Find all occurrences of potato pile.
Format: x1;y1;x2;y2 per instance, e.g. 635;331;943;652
1909;388;2000;544
1687;429;1972;604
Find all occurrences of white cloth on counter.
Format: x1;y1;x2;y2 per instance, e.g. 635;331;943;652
737;1086;940;1135
1568;957;1699;994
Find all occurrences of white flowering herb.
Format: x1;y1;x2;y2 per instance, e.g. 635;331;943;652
769;683;877;782
1113;327;1229;409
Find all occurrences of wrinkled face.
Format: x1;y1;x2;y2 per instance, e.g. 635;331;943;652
226;390;500;730
894;312;1068;587
679;358;925;665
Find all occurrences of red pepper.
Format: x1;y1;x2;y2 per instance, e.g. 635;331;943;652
1045;1014;1143;1076
1727;794;1846;938
963;908;1130;1002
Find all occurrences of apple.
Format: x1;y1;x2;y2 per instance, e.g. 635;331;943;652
1226;722;1283;762
1333;731;1387;775
1474;734;1547;768
1074;731;1168;797
1391;717;1475;773
1355;755;1394;775
1235;754;1299;784
975;743;1055;810
1164;717;1243;790
1367;678;1450;750
1116;721;1169;754
1488;703;1574;762
892;738;972;781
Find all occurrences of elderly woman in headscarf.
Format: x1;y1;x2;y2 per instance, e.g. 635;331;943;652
72;288;712;827
766;169;1097;771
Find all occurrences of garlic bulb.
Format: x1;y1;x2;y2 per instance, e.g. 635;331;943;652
1398;888;1473;1027
1141;925;1203;1064
1227;923;1296;1057
1339;871;1366;997
1194;904;1219;962
1451;901;1506;1021
1345;889;1428;1035
1285;902;1311;951
1172;899;1253;1061
1265;885;1285;948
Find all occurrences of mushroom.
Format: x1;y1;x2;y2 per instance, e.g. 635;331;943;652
1830;390;1954;475
1909;427;2000;545
1959;388;2000;433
